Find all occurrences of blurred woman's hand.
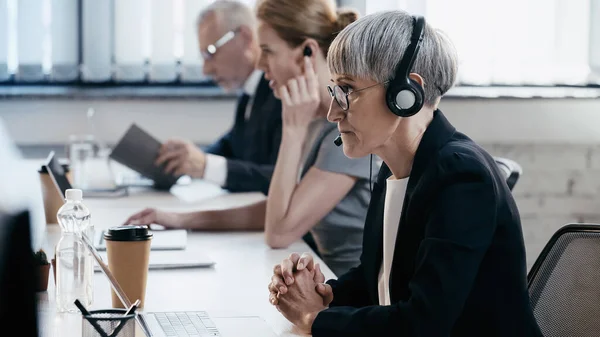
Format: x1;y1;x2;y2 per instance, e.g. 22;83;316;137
279;57;321;133
123;208;182;229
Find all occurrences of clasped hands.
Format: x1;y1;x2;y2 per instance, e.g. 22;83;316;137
268;253;333;334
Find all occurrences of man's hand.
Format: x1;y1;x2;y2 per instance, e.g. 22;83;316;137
155;139;206;178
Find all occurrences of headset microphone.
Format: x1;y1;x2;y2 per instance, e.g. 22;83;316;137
334;134;343;146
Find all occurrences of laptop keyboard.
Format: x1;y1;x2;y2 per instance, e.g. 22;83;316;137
155;311;221;337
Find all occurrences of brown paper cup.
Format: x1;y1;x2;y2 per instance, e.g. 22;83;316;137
105;226;152;309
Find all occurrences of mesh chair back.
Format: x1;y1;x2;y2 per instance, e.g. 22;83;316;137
528;224;600;337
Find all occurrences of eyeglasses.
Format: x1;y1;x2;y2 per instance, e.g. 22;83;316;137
327;81;389;111
201;28;240;61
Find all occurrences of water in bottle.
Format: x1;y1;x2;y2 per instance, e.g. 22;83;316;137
55;189;94;313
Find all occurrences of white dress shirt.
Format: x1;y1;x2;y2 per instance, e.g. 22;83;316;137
203;70;264;187
378;176;410;306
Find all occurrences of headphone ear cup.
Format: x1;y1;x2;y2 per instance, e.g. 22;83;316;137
404;78;424;116
395;89;416;111
385;84;404;117
385;79;424;118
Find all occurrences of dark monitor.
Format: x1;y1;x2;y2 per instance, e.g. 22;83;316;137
0;210;39;337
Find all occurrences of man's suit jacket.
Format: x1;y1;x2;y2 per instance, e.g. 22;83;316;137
312;110;543;337
205;75;282;194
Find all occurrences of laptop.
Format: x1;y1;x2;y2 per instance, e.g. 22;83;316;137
44;151;129;198
82;234;277;337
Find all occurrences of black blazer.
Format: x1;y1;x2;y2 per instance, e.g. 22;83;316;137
204;74;282;194
312;110;542;337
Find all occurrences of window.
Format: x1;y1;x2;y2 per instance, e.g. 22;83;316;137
346;0;600;86
0;0;258;85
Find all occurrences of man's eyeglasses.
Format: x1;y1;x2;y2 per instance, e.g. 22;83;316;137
201;28;240;61
327;81;389;111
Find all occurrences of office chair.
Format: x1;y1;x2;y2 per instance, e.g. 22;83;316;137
527;224;600;337
493;156;522;191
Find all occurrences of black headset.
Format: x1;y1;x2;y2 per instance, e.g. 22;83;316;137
303;46;312;57
385;15;426;118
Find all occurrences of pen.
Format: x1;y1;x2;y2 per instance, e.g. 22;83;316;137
110;299;142;337
74;299;105;336
124;299;141;316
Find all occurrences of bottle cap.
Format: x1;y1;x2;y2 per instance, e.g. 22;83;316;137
65;189;83;201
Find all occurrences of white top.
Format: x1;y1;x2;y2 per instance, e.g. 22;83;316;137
203;70;264;187
378;176;410;306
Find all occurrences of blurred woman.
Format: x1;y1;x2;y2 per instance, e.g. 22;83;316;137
256;0;374;276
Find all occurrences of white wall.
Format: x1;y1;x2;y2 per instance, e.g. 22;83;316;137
1;97;599;145
0;99;237;146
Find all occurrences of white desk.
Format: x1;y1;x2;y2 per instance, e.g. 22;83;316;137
34;162;335;337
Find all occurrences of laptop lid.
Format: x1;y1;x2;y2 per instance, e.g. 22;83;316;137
44;151;71;199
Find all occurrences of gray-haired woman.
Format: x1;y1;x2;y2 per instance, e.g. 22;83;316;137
267;10;543;337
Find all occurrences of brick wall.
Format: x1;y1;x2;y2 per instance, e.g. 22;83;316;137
483;143;600;270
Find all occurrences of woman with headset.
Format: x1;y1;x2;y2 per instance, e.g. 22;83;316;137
267;10;543;336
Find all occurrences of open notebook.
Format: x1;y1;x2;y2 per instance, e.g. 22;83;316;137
109;123;181;191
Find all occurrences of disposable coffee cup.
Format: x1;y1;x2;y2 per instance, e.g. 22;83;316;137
104;225;153;308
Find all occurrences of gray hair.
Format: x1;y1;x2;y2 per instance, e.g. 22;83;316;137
328;10;458;106
196;0;256;33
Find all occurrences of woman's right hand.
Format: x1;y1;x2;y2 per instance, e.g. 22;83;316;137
278;57;321;133
124;208;181;229
268;252;334;306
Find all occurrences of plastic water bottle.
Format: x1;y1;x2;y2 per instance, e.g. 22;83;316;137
55;189;94;313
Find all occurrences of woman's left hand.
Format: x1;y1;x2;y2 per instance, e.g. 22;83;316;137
279;57;321;133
